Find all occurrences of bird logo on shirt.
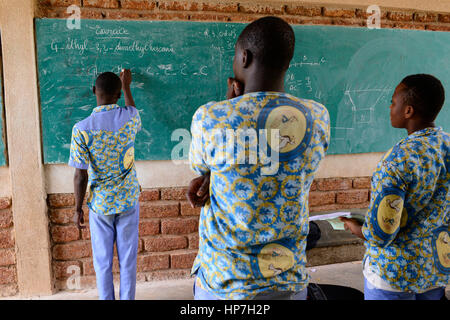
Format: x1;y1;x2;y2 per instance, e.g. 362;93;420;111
386;198;402;213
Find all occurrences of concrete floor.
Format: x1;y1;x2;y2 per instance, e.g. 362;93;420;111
3;261;449;300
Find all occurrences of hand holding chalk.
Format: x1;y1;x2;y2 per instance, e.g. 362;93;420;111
120;68;132;89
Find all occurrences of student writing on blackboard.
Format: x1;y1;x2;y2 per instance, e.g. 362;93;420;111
187;16;330;300
68;69;142;300
341;74;449;300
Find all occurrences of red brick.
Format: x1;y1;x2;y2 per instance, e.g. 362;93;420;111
310;202;370;213
286;5;321;16
170;250;197;269
137;253;170;272
336;190;369;204
48;194;75;208
51;225;80;243
316;178;352;191
310;180;317;191
121;0;157;10
296;17;334;25
106;10;142;19
438;14;450;23
189;12;231;22
188;233;199;249
81;225;91;240
238;3;284;15
308;191;336;207
0;249;15;267
161;217;198;235
0;198;11;210
160;187;188;201
414;12;438;22
0;210;13;229
323;7;355;18
81;8;105;19
393;22;426;30
387;11;413;21
332;19;364;27
140;189;160;201
139;219;160;236
352;177;371;189
180;201;201;216
138;11;190;20
158;1;199;11
40;0;82;6
201;2;238;13
140;201;179;218
0;266;17;285
49;205;89;225
426;24;450;32
49;207;74;225
0;229;14;249
53;261;81;280
355;8;387;19
83;0;119;9
143;235;187;252
53;241;92;260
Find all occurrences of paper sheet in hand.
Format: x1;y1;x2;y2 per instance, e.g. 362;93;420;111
309;212;365;230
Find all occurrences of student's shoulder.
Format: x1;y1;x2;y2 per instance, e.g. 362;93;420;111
72;115;93;132
192;100;225;119
286;94;328;116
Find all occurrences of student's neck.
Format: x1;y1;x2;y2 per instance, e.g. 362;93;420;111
243;68;286;94
406;121;435;135
97;99;118;106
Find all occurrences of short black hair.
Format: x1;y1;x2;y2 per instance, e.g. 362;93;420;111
400;74;445;122
236;16;295;71
95;72;122;97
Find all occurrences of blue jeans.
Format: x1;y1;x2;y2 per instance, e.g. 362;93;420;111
364;278;445;300
193;276;308;300
89;204;140;300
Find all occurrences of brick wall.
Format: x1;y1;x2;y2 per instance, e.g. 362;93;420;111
36;0;450;31
47;177;370;290
0;197;18;297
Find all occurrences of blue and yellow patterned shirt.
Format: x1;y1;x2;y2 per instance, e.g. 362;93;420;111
69;104;141;215
189;92;330;299
362;127;450;293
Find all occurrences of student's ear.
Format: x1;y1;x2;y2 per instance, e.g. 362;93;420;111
242;49;253;68
404;105;414;119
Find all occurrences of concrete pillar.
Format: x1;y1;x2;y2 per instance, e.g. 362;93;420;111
0;0;54;296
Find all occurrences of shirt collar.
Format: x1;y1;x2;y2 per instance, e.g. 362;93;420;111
92;104;120;114
408;126;442;138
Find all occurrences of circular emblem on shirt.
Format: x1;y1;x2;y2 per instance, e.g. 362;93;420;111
377;194;404;235
257;243;294;278
257;98;312;162
436;231;450;270
120;143;135;171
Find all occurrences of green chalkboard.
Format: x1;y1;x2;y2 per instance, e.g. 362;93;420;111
35;19;450;163
0;55;6;166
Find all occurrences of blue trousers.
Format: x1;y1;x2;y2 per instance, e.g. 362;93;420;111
193;276;308;300
364;278;445;300
89;204;140;300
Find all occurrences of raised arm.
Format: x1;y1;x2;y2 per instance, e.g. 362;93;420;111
120;69;135;107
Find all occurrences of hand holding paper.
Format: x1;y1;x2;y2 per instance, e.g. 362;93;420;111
309;212;365;231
